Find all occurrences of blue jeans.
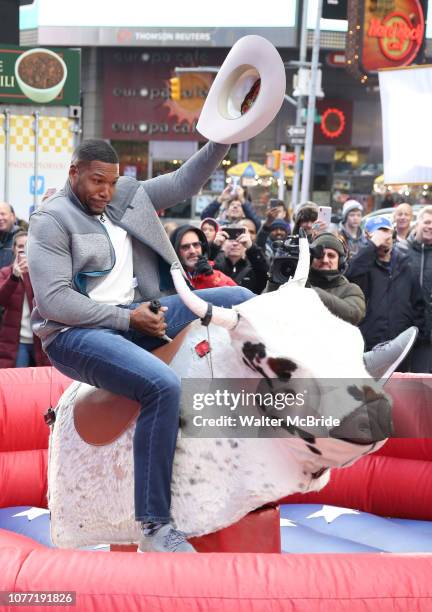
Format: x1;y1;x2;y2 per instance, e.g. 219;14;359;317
46;286;253;523
15;343;35;367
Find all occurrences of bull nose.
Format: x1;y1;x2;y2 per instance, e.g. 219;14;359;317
330;386;393;444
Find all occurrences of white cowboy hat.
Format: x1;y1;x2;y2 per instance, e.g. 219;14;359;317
196;35;286;145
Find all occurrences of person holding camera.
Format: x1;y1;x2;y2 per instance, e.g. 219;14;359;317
256;200;291;262
266;230;418;381
0;231;50;368
265;232;365;324
171;225;236;290
200;185;261;231
214;225;269;294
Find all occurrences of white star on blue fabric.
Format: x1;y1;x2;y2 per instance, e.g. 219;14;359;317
306;505;360;524
280;518;297;527
12;508;50;521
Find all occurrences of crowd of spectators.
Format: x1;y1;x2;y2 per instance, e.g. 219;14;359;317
1;186;431;373
164;189;432;374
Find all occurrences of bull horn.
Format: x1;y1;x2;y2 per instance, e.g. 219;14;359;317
170;263;239;329
280;236;310;289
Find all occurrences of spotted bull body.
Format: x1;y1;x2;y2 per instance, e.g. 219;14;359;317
48;280;392;548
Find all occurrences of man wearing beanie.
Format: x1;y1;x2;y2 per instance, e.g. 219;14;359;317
256;218;291;262
308;232;365;325
339;199;367;258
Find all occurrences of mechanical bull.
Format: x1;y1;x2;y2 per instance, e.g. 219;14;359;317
48;238;392;548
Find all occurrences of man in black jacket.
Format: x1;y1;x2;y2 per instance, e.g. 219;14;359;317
214;226;269;294
407;206;432;372
346;216;425;367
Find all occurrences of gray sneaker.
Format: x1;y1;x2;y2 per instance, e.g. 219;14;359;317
363;327;418;384
138;524;196;553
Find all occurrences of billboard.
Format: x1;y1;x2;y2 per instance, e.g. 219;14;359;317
346;0;426;78
103;48;228;142
0;45;80;105
20;0;297;47
379;65;432;185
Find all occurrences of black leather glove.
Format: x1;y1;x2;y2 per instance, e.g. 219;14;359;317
195;255;213;276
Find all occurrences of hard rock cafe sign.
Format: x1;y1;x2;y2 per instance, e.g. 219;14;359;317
346;0;425;78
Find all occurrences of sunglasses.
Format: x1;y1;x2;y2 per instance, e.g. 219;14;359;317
179;241;202;252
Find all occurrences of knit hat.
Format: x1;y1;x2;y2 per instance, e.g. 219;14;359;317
200;217;219;234
270;219;290;233
294;201;319;221
293;202;319;235
342;199;363;222
311;232;346;258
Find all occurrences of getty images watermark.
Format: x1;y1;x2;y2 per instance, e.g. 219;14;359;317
180;377;432;440
190;388;340;430
179;379;356;439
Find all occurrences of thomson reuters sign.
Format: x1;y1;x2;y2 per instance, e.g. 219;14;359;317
346;0;425;77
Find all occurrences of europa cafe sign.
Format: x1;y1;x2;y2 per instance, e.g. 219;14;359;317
346;0;426;79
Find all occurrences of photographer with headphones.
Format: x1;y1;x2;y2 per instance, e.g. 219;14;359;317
265;231;365;324
265;229;419;381
308;232;366;326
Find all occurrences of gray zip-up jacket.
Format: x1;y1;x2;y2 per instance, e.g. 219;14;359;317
27;141;229;350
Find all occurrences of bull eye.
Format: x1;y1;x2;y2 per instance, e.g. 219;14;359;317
267;357;297;380
242;342;266;362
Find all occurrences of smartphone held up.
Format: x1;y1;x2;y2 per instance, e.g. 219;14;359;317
317;206;332;228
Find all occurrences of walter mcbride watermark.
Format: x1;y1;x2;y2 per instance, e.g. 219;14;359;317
180;377;432;440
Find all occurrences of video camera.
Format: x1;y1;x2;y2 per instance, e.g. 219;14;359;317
269;233;324;285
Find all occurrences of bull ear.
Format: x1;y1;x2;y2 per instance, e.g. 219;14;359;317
280;236;310;289
170;263;239;329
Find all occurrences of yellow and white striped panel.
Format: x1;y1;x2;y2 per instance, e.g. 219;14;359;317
7;115;74;153
0;115;4;146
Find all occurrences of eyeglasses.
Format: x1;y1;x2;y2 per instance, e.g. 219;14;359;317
179;241;202;252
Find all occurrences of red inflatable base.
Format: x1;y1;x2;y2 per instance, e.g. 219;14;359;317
2;530;432;611
2;368;432;610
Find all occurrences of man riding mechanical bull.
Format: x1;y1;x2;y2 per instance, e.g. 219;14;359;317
27;36;415;553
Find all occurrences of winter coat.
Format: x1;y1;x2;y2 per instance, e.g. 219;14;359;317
0;265;50;367
214;243;269;294
187;267;237;290
407;238;432;340
338;224;368;259
28;141;229;350
346;242;425;350
256;224;280;262
308;269;366;326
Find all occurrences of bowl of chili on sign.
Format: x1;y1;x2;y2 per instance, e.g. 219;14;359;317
15;48;67;104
